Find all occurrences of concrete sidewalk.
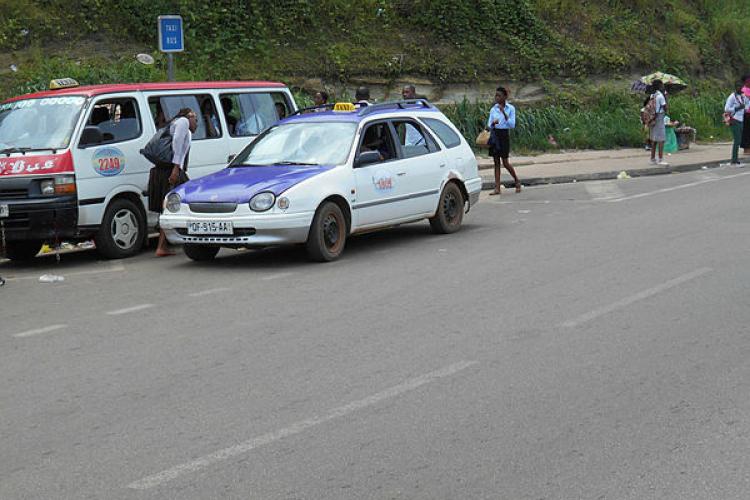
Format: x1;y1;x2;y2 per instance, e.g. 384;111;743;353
477;142;737;190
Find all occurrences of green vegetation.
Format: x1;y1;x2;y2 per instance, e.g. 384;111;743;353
443;84;731;153
0;0;746;151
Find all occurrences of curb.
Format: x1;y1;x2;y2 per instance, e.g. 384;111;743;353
481;160;725;190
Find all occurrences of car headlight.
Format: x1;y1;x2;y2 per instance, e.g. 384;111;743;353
249;192;275;212
165;193;181;213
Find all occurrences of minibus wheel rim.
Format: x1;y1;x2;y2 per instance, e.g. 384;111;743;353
111;208;140;250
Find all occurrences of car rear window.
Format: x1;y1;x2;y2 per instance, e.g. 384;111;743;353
422;118;462;149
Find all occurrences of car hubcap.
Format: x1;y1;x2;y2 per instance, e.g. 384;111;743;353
111;209;139;250
443;191;459;224
322;213;341;251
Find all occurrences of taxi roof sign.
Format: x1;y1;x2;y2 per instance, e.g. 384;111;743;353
49;78;80;90
333;102;356;112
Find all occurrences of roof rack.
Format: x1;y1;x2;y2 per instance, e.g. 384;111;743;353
357;99;433;116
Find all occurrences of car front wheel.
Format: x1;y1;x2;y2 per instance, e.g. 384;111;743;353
306;201;347;262
429;182;464;234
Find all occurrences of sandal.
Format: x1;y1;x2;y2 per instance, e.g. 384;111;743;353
489;189;501;196
515;184;522;193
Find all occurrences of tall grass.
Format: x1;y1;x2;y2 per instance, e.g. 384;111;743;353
441;87;732;153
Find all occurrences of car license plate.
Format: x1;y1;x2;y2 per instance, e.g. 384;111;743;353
0;204;8;218
187;220;233;235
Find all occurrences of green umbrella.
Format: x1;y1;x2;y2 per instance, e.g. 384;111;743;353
639;71;688;93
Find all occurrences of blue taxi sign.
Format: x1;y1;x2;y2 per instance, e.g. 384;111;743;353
158;15;184;53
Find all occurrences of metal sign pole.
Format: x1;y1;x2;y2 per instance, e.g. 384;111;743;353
167;53;175;82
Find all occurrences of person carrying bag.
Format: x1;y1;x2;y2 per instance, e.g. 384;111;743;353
142;107;198;256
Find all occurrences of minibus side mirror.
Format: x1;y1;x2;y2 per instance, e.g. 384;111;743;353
79;126;103;147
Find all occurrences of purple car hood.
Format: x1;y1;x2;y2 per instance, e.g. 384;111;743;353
174;164;334;203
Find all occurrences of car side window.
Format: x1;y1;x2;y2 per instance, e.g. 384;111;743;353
392;120;436;158
422;117;462;149
147;94;219;140
79;97;142;146
220;92;289;137
357;122;397;165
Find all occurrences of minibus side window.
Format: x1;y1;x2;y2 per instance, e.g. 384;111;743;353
147;95;221;140
79;97;142;147
220;92;291;137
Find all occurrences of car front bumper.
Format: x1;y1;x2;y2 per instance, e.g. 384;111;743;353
465;177;482;206
159;210;315;247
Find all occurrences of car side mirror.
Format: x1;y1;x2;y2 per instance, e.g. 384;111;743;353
79;126;103;147
355;150;381;168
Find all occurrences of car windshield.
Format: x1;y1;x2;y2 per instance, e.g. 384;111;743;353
231;122;357;166
0;96;86;152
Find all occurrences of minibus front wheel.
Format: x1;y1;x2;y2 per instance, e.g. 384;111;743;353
95;198;146;259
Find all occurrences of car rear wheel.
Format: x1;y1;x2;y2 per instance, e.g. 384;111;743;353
429;182;464;234
183;244;220;262
306;201;347;262
3;240;43;261
94;198;146;259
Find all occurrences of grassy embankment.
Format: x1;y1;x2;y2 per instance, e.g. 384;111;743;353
1;0;748;151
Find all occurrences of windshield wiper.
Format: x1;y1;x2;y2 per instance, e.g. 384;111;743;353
0;146;59;155
274;161;320;166
0;147;32;155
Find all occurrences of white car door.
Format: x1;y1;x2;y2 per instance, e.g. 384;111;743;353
352;121;410;227
390;119;445;217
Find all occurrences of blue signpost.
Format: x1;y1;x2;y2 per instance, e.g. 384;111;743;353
157;15;184;81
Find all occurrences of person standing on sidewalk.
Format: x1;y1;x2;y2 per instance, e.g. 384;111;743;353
487;86;521;195
725;81;750;166
649;80;669;165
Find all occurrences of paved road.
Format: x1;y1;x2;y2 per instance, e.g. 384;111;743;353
3;166;750;499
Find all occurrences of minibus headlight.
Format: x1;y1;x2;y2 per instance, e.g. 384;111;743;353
165;193;181;213
249;192;275;212
40;179;55;195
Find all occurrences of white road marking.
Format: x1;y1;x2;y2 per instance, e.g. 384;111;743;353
106;304;154;316
262;272;294;281
127;360;479;490
13;324;67;338
188;287;231;297
562;267;712;328
609;171;750;203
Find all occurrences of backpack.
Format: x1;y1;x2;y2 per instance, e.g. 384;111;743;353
640;96;657;127
140;120;175;165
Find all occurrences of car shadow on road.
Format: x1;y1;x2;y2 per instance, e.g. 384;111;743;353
182;221;482;269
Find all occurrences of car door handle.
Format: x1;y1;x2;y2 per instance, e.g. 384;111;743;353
439;163;446;168
397;172;407;176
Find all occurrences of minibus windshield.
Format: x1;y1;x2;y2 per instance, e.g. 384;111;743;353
0;96;86;152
